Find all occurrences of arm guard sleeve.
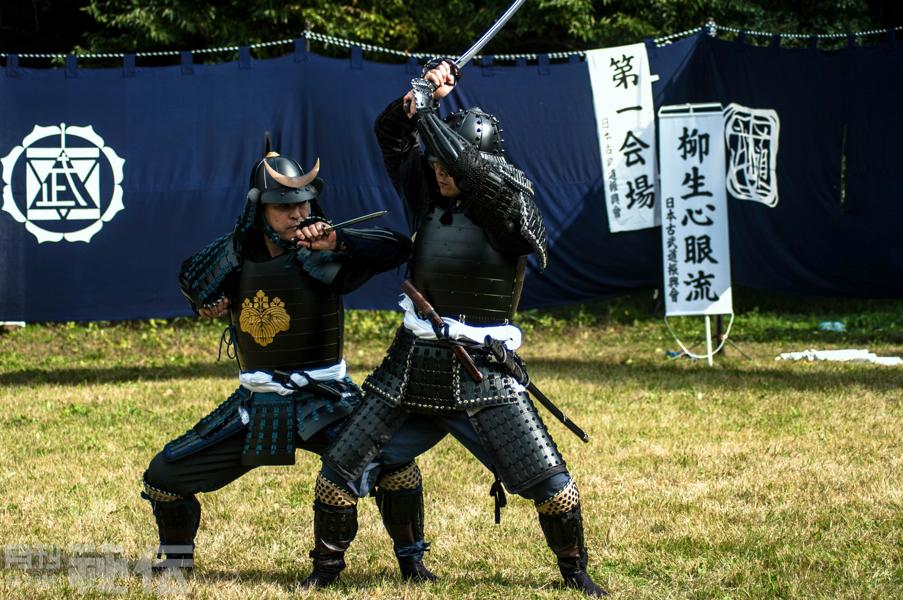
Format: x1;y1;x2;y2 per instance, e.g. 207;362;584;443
374;98;433;231
374;98;420;193
452;145;549;270
415;110;469;168
324;227;413;294
178;233;240;313
416;109;548;269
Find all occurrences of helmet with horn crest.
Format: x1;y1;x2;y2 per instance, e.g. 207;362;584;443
250;151;324;204
231;134;327;250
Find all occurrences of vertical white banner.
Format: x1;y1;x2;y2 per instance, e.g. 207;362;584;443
587;43;659;233
658;104;733;317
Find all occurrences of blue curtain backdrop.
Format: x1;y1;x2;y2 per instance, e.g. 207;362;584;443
1;32;900;322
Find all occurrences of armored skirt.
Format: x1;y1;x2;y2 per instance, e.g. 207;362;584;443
144;378;360;499
323;327;568;497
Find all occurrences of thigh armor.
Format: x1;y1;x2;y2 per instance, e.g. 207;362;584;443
322;393;410;483
468;393;568;494
163;379;361;466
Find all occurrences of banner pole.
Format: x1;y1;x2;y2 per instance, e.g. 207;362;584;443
705;315;714;366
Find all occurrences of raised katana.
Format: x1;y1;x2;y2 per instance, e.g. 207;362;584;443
454;0;526;71
422;0;526;81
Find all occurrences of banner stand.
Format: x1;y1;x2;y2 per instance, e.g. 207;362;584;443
713;314;753;360
664;312;736;366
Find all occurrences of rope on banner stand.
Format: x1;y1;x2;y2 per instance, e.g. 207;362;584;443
664;313;735;361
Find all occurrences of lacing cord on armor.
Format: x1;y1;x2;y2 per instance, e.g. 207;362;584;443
217;325;237;362
489;466;508;525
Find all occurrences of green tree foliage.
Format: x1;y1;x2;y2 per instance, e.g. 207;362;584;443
78;0;894;58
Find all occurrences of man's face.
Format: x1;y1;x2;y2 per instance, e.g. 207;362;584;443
263;201;311;241
431;161;461;198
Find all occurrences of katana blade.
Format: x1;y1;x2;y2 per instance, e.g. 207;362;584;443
455;0;526;69
322;210;388;232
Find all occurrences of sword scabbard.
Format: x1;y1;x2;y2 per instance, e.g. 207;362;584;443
526;382;590;444
401;280;484;383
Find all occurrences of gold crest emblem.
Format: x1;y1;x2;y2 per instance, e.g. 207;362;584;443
239;290;291;346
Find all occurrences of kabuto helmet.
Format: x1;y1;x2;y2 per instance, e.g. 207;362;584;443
250;151;324;204
232;135;327;249
444;107;504;159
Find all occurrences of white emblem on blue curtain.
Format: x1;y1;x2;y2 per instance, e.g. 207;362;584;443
724;103;780;208
1;124;125;243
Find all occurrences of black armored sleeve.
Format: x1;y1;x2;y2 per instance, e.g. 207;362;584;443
374;98;434;231
374;98;419;192
176;189;261;313
326;226;413;294
178;232;240;314
417;111;549;270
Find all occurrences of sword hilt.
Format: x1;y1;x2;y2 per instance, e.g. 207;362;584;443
421;57;462;82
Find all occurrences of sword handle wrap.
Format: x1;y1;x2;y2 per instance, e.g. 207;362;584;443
421;57;462;82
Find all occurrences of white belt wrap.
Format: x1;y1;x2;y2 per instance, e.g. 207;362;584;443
399;294;523;350
239;360;347;396
399;294;526;393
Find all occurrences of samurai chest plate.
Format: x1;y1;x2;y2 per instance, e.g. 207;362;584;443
231;253;343;371
411;206;525;325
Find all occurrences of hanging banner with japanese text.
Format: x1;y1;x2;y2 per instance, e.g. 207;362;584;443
658;103;732;317
586;43;659;233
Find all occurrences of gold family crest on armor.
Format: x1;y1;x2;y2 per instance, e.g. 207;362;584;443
239;290;291;346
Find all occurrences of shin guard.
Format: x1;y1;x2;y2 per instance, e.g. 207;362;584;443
374;462;436;582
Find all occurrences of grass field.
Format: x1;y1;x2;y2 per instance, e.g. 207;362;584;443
1;292;902;599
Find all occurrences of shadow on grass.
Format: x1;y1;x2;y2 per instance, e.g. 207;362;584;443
3;356;901;395
726;328;903;345
190;566;545;591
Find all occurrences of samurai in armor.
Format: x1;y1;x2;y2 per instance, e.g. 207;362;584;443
140;147;419;587
305;62;607;596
